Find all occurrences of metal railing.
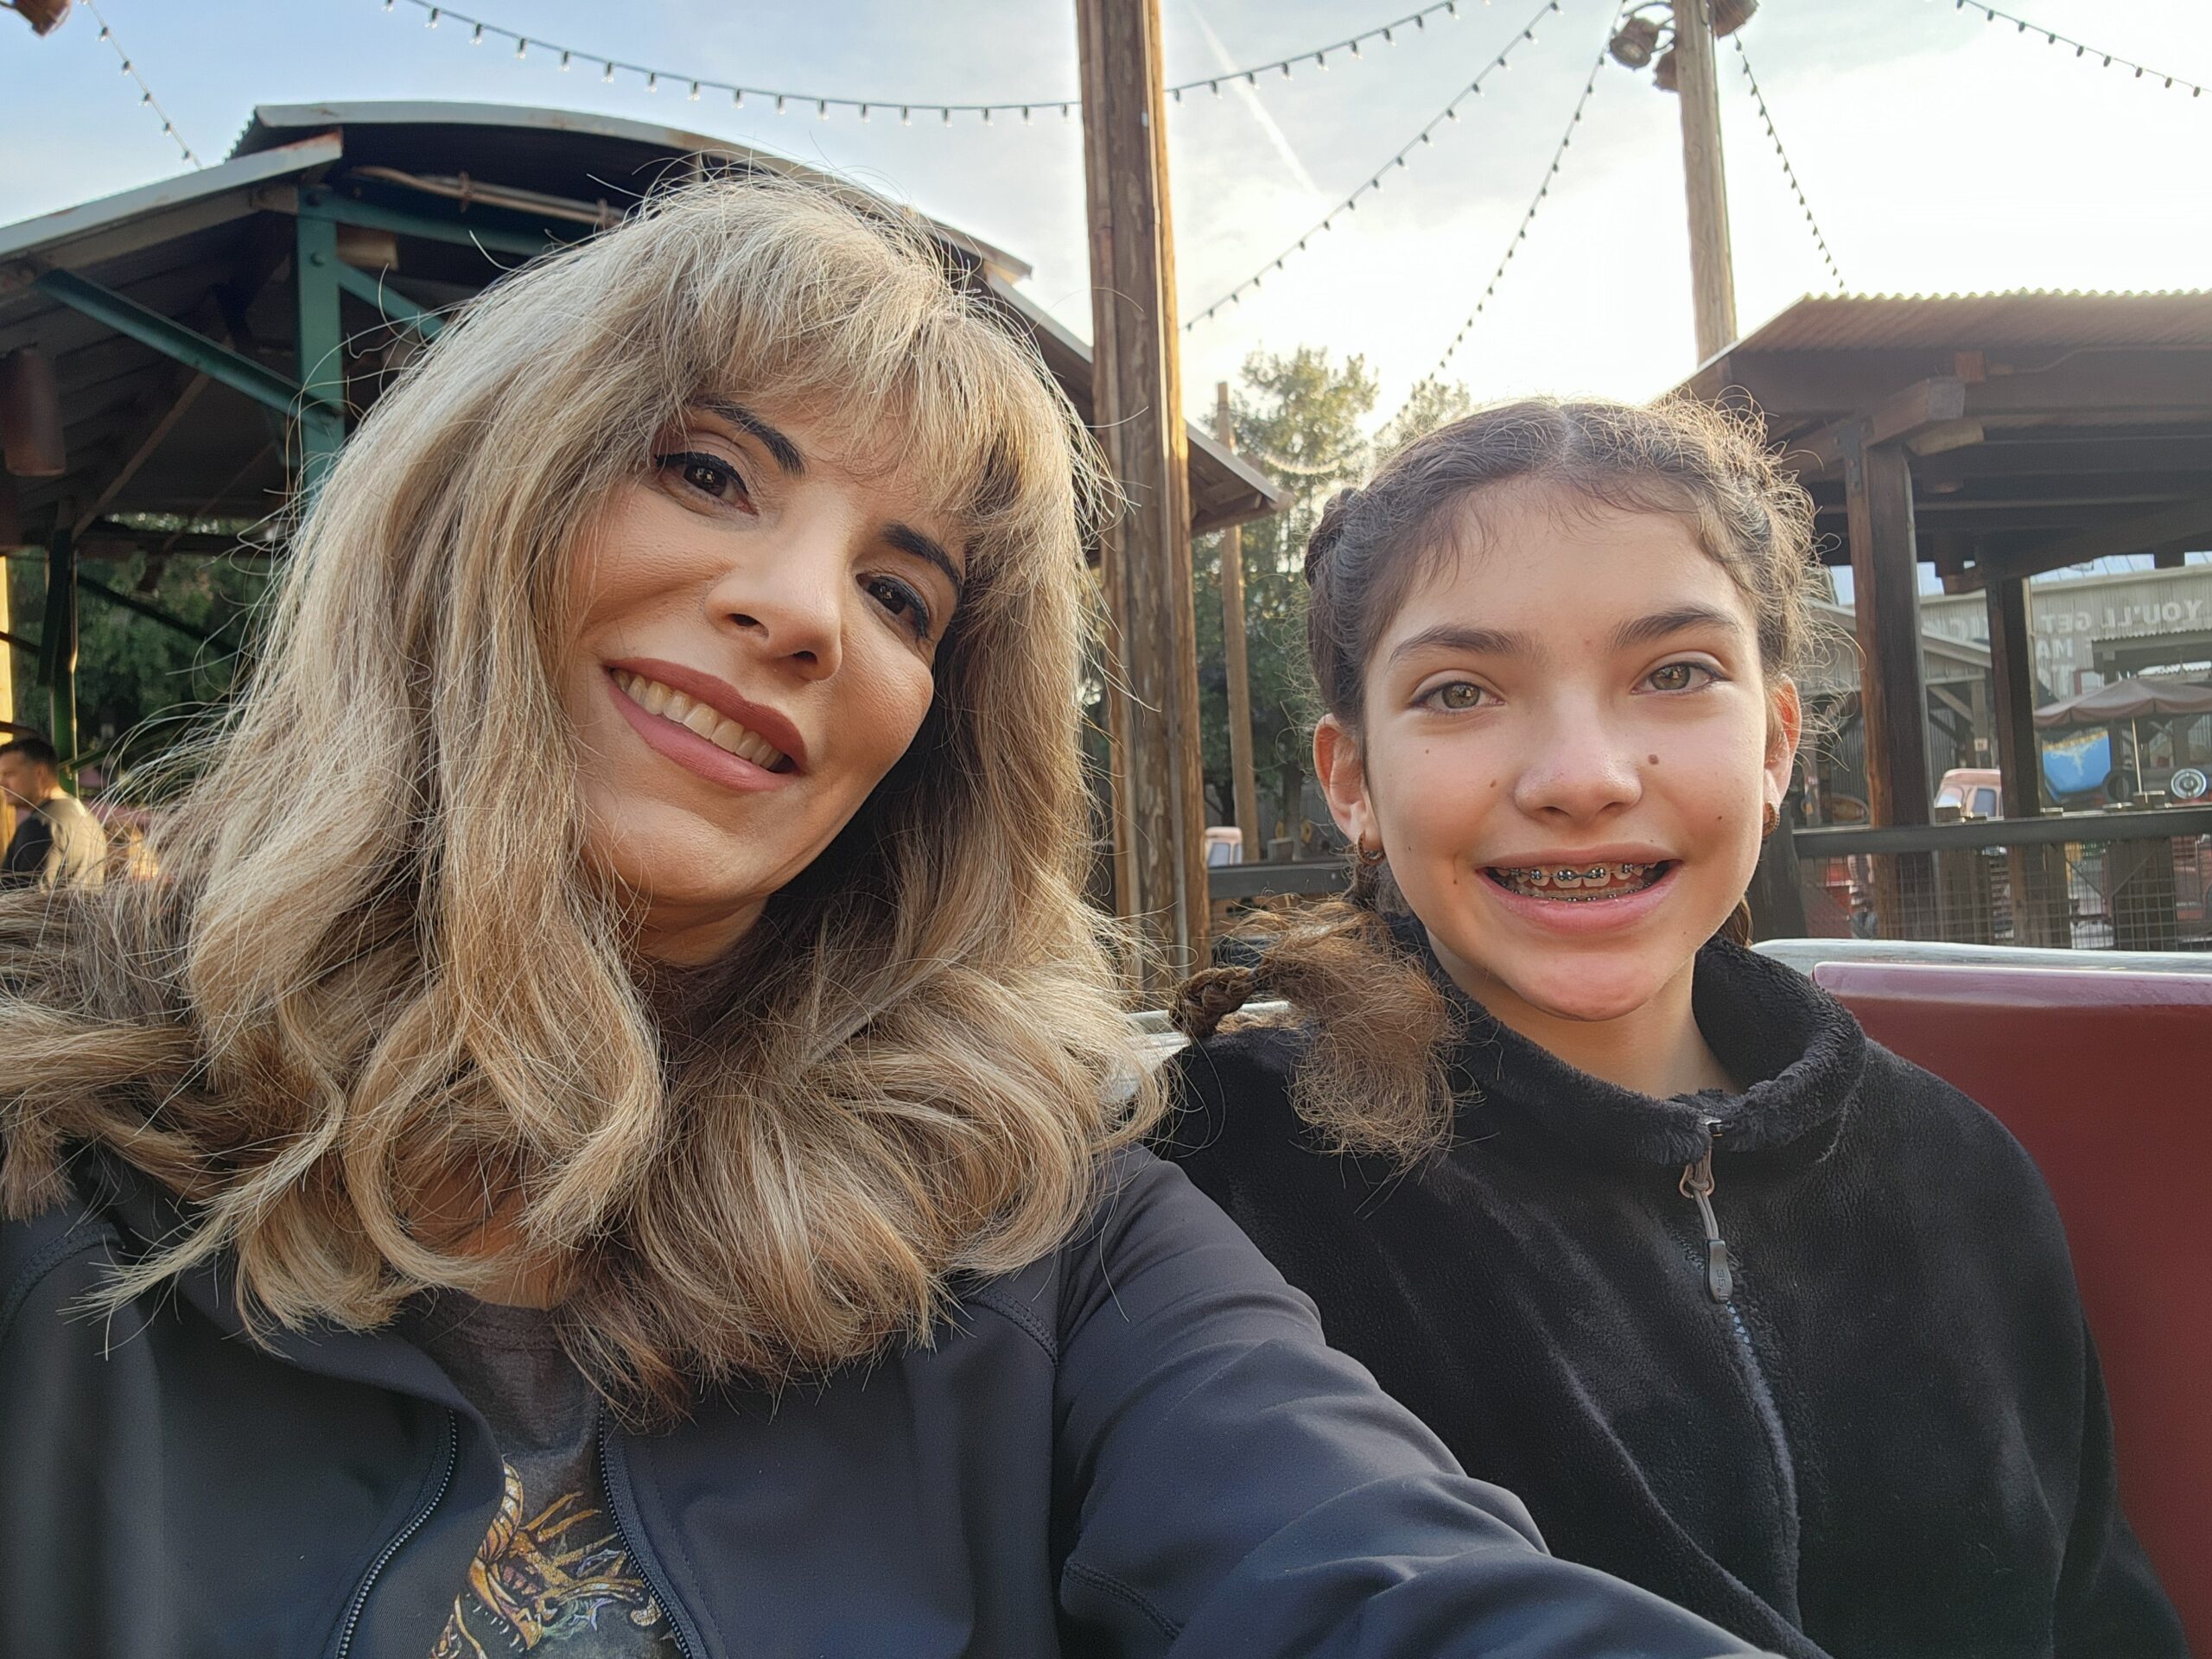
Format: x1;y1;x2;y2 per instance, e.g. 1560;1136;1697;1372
1205;806;2212;956
1793;807;2212;952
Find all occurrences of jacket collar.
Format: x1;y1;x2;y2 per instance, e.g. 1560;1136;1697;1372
78;1150;477;1412
1389;915;1867;1169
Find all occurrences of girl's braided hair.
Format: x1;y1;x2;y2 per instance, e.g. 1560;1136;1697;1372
1171;396;1821;1162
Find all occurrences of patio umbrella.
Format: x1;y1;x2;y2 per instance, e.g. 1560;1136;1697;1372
2032;677;2212;729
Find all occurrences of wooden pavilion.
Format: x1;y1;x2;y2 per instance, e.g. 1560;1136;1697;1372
0;100;1281;765
1678;290;2212;940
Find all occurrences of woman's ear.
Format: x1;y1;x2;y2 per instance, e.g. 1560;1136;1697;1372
1314;715;1375;850
1764;674;1804;812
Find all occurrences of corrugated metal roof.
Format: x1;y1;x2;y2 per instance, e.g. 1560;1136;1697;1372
1728;289;2212;355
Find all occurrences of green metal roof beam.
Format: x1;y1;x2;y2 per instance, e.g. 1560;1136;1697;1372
298;187;569;261
331;261;444;339
34;267;304;419
74;573;216;645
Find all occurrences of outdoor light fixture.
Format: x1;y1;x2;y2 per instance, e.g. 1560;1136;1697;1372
1608;14;1662;68
0;348;66;478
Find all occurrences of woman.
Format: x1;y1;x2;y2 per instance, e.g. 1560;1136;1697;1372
0;188;1765;1658
1163;398;2182;1659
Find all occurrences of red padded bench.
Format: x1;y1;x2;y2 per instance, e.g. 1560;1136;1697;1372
1813;960;2212;1651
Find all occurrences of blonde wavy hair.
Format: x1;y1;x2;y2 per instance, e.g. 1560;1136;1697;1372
1;179;1156;1416
1173;397;1824;1163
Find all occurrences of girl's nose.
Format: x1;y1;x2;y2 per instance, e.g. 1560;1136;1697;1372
1511;699;1643;823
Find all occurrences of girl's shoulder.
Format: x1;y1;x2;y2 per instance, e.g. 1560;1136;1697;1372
1153;1022;1330;1176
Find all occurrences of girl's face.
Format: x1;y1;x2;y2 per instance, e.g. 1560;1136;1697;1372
560;401;963;965
1317;486;1798;1031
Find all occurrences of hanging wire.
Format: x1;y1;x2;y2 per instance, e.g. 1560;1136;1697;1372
79;0;201;167
1390;23;1612;422
382;0;1506;125
1732;34;1844;290
1185;0;1567;329
1951;1;2207;99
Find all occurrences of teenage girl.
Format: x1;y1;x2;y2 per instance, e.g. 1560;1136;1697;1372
1164;397;2183;1659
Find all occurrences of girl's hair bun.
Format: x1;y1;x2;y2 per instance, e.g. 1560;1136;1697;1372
1303;486;1363;583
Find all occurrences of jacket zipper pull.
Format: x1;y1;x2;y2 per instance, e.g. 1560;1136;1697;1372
1679;1123;1733;1304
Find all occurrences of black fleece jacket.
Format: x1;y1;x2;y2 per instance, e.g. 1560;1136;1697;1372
1162;934;2185;1659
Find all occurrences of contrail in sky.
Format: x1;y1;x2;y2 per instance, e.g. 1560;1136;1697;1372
1185;2;1325;200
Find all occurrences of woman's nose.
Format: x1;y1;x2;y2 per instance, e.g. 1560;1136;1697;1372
709;527;848;681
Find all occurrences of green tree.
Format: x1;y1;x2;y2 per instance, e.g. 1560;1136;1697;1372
7;544;270;792
1193;351;1471;853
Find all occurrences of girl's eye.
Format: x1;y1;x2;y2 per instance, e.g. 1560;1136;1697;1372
1644;662;1718;694
865;575;935;642
653;449;753;509
1422;680;1489;712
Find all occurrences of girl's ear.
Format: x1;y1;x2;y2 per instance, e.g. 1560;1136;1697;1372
1764;674;1804;812
1314;715;1376;850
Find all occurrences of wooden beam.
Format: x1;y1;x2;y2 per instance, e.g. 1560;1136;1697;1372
1842;435;1931;828
1794;378;1966;474
1985;495;2212;581
1215;383;1261;863
1669;0;1737;362
1077;0;1209;990
1985;574;2039;813
72;372;210;536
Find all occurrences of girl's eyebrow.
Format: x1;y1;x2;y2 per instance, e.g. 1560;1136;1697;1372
1388;623;1531;667
1611;604;1745;652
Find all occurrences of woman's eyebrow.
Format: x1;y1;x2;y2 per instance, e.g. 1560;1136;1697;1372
1611;604;1745;652
694;400;806;478
884;523;964;596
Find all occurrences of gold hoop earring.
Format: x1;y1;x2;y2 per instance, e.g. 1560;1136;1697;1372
1357;836;1387;867
1761;800;1780;839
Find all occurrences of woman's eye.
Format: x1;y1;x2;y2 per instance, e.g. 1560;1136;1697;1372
866;575;934;641
653;449;752;508
1645;662;1716;693
1423;681;1488;711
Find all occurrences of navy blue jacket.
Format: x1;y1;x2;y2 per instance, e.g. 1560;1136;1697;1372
0;1148;1768;1658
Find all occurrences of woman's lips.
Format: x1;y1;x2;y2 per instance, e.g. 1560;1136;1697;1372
606;668;798;794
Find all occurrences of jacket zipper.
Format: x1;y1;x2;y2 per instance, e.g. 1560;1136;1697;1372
333;1408;459;1659
1679;1118;1733;1303
597;1414;702;1659
1674;1119;1805;1610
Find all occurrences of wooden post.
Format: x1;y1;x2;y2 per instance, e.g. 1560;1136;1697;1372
1669;0;1738;361
39;524;76;778
0;490;13;862
1842;433;1934;935
1215;383;1261;863
1077;0;1209;993
1986;571;2070;945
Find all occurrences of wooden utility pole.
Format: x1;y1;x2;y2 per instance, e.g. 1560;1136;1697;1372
1214;383;1261;862
1077;0;1210;992
1669;1;1738;361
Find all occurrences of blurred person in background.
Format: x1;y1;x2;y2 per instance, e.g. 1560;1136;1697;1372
0;734;106;890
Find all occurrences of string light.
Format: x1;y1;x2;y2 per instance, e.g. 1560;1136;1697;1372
1732;35;1844;290
1393;29;1613;416
1187;0;1565;329
80;0;200;168
1951;2;2207;99
375;0;1516;127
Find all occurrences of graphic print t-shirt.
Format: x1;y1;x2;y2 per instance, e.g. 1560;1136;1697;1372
405;1294;678;1658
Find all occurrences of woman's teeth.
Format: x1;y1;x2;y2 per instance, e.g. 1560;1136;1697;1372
1487;861;1667;901
613;670;790;770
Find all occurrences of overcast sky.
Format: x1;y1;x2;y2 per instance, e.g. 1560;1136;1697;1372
3;0;2207;431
